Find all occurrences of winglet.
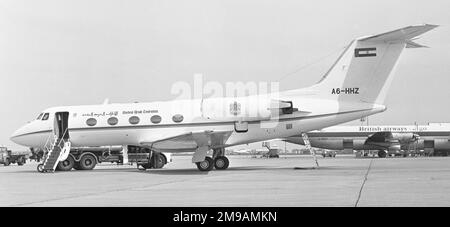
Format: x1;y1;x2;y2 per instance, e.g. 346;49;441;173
358;24;439;44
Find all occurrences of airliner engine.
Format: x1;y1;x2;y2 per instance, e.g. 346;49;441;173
390;133;420;143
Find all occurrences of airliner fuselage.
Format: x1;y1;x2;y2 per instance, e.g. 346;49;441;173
11;94;384;151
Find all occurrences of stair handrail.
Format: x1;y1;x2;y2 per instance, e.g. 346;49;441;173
43;133;54;152
41;133;56;164
56;128;71;162
56;128;70;149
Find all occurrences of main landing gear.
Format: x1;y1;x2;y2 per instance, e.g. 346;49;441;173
195;148;230;172
196;156;230;171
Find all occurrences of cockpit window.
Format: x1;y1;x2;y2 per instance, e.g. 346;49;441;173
36;113;44;120
42;113;49;121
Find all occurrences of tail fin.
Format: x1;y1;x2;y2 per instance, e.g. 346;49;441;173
310;24;438;104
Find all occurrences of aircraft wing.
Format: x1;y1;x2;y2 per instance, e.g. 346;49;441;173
139;130;233;152
365;131;394;143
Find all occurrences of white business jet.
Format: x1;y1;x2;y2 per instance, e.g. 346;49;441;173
11;24;437;172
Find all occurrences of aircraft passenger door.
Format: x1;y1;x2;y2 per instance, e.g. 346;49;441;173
234;121;248;133
54;112;70;140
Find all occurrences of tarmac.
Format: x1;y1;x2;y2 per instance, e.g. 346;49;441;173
1;155;450;207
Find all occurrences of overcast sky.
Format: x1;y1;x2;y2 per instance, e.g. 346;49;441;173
1;0;449;150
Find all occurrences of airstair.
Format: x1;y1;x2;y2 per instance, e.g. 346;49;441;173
301;132;319;168
38;129;71;173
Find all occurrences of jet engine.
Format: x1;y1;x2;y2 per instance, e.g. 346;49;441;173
391;133;420;143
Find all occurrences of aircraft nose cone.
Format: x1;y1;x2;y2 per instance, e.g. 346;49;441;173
10;125;30;146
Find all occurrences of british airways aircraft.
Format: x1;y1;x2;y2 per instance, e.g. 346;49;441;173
10;24;437;172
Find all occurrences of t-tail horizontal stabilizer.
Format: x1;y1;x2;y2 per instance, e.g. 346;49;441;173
359;24;438;43
309;24;438;105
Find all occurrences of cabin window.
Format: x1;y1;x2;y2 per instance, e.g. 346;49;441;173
107;117;118;126
172;114;184;123
36;113;43;120
86;118;97;126
129;116;140;125
151;115;162;124
42;113;50;121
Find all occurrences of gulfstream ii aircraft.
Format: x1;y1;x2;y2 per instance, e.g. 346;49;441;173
11;24;437;172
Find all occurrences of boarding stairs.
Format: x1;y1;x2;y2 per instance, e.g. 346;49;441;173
301;133;319;168
39;129;71;173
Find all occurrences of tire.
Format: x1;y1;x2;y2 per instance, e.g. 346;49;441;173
73;162;83;170
196;157;214;171
37;164;44;173
78;154;97;170
378;150;387;158
4;158;10;166
214;156;229;170
57;155;75;171
151;153;166;169
141;163;152;169
17;157;25;166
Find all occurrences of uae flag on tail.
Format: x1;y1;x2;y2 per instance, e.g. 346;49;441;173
354;47;377;57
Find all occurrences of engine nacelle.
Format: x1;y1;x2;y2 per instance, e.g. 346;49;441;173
202;97;295;121
387;144;401;152
391;133;420;143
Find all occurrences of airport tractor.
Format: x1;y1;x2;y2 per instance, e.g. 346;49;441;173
0;146;27;166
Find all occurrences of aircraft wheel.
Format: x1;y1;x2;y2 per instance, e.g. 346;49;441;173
37;164;44;173
57;155;75;171
79;154;97;170
196;157;214;171
214;156;229;170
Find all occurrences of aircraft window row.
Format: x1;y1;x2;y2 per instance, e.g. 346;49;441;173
42;113;49;121
84;114;183;126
